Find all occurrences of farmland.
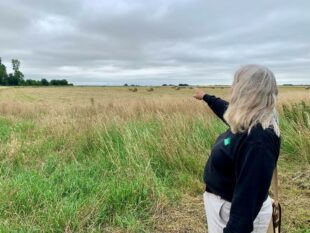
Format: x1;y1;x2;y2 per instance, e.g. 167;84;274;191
0;86;309;232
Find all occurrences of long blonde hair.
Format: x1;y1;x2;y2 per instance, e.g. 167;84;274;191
223;64;280;137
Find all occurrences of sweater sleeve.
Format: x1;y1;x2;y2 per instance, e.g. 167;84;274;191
202;94;229;126
223;142;276;233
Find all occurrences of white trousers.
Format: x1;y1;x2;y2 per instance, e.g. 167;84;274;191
203;191;272;233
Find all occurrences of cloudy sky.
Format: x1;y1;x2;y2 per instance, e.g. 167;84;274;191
0;0;309;85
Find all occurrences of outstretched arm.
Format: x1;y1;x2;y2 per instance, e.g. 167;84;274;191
193;89;229;126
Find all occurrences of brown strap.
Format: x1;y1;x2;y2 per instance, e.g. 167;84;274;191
270;166;281;233
272;202;281;233
271;166;279;204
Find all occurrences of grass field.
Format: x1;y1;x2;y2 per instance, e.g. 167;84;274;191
0;86;309;232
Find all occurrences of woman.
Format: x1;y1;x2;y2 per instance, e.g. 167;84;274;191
193;64;281;233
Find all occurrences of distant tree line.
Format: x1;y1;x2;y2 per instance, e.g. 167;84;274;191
162;83;189;86
0;57;73;86
124;83;191;87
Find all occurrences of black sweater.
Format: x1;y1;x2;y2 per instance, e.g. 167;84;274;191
202;94;281;233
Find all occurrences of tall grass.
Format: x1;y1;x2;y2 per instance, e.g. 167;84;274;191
0;87;309;232
0;115;226;231
280;100;310;162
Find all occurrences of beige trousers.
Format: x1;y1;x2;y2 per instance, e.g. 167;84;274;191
203;191;272;233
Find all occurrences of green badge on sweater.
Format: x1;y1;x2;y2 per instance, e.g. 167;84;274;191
224;137;231;146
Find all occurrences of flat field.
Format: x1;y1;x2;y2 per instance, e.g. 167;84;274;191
0;86;309;232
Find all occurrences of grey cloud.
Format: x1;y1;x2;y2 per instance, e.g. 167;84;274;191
0;0;309;85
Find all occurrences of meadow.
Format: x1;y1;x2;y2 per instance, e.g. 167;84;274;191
0;86;309;232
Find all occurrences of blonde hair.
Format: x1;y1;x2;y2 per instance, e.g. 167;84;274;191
223;64;280;137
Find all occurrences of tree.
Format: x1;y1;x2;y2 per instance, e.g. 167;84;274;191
7;73;18;85
11;59;24;85
41;78;49;86
0;57;73;86
0;58;8;85
12;59;20;73
50;79;69;86
25;79;40;86
59;79;68;85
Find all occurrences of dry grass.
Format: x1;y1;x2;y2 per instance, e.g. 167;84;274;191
0;86;309;120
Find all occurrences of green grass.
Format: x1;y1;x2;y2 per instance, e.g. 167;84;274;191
0;100;309;232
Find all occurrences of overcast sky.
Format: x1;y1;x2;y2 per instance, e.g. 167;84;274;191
0;0;309;85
